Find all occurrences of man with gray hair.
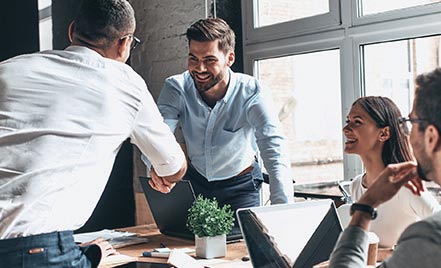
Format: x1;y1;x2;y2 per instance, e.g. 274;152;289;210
0;0;186;267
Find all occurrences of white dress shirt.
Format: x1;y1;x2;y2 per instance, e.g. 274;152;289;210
0;46;185;238
351;173;440;247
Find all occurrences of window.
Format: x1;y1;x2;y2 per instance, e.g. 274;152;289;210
257;51;342;186
243;0;340;44
363;35;441;113
243;0;441;198
38;0;52;51
256;0;329;28
359;0;441;16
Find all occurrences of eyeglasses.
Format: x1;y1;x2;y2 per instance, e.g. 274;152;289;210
120;34;141;51
398;117;428;135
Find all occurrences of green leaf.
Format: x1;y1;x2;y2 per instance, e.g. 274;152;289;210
186;195;235;237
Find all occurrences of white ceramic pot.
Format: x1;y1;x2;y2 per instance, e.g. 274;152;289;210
195;234;227;259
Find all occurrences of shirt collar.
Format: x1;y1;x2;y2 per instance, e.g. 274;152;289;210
221;69;236;104
65;45;104;57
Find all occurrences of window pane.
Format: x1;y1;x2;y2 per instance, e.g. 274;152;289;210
39;18;52;51
360;0;441;16
257;50;343;186
256;0;329;28
38;0;51;9
38;0;52;51
363;35;441;115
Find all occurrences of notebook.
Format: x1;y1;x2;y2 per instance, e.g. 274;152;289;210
139;177;242;241
237;199;342;268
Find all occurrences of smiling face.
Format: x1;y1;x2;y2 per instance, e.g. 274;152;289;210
188;40;234;93
343;103;388;157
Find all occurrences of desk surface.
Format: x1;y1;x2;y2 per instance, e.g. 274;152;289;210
104;225;251;268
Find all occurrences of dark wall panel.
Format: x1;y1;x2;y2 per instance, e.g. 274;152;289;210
215;0;243;73
52;0;80;49
0;0;39;61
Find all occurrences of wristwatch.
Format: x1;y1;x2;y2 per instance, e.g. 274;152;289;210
350;203;377;220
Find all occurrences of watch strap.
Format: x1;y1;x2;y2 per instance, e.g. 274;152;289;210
350;203;377;220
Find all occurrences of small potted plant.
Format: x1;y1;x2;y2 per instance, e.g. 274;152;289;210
186;195;235;259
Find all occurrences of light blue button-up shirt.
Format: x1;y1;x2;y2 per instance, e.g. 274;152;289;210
156;70;293;204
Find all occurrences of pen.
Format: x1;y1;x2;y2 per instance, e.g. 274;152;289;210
142;251;170;258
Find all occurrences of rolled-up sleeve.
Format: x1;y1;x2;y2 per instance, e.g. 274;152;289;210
247;88;293;204
130;89;185;177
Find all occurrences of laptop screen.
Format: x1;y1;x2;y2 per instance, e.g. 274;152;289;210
237;200;342;268
139;177;196;240
139;177;243;242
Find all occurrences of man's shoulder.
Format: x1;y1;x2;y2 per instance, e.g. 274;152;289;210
164;71;192;90
229;72;263;99
232;72;259;86
400;211;441;241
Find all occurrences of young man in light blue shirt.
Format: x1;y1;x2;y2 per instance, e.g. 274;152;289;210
147;18;293;231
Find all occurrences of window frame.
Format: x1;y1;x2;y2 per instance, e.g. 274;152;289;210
243;0;341;45
353;0;441;26
242;0;441;182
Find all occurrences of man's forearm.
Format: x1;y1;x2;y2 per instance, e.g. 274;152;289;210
329;226;370;268
162;162;187;183
349;210;373;231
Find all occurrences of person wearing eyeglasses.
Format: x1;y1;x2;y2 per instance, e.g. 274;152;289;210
0;0;187;267
329;69;441;268
343;96;439;250
144;18;294;233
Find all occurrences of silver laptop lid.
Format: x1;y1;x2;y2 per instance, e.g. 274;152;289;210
237;199;342;268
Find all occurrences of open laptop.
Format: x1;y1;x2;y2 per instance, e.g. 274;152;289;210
237;199;342;268
139;177;242;241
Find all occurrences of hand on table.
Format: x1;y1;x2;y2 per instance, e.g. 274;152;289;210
80;237;118;258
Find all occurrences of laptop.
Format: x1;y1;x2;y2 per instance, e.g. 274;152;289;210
139;177;242;241
237;199;342;268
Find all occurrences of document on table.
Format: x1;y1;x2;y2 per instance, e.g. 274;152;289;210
73;229;149;248
98;254;137;268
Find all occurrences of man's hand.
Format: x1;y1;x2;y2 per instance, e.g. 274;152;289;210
148;167;177;193
349;162;423;231
359;161;420;208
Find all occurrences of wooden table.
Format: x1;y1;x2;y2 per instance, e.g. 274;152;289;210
104;225;251;267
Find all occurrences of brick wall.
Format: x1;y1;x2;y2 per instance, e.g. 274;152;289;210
129;0;206;100
129;0;208;225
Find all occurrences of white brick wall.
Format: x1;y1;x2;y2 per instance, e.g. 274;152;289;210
130;0;208;100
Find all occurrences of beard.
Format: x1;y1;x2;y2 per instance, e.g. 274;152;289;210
191;71;225;92
416;150;433;181
416;163;431;181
